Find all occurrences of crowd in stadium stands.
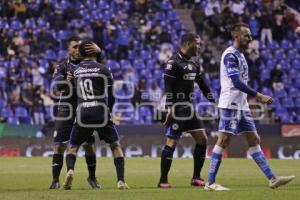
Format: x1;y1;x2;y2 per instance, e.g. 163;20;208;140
0;0;300;126
190;0;300;123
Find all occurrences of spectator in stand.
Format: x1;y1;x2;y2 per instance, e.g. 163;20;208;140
272;12;286;43
230;0;245;16
270;63;284;91
22;82;34;114
246;50;261;88
260;10;273;45
204;0;221;17
33;86;45;125
148;80;163;117
248;14;260;40
191;3;206;36
116;21;131;60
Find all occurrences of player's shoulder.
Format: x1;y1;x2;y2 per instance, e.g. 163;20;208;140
222;46;240;61
164;53;180;71
56;58;68;67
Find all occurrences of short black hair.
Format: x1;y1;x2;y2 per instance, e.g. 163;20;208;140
67;36;80;46
231;23;249;38
78;40;97;57
181;33;198;46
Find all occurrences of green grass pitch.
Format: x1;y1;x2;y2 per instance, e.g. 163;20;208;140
0;158;299;200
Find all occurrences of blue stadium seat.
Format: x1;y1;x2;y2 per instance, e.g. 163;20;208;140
262;87;273;96
140;50;151;60
278;59;290;70
294;39;300;49
260;69;270;79
120;59;131;69
282;97;295;109
288;87;299;98
287;49;299;60
107;59;120;70
14;107;28;118
274;89;287;99
146;60;157;70
281;39;293;49
265;59;276;69
133;59;145;70
1;108;13;118
294;79;300;89
7;117;18;125
167;11;177;21
267;41;279;49
274;49;285;60
11;20;23;30
280;114;293;123
291;59;300;69
128;50;136;60
0;98;6;109
18;116;32;124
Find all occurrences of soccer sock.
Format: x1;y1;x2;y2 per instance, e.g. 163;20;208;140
160;145;175;183
249;145;275;180
208;145;224;185
52;153;63;181
66;154;76;171
192;143;207;179
85;154;96;179
114;157;125;182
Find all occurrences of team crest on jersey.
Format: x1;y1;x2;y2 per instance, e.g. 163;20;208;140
53;130;57;138
188;64;193;70
172;123;179;130
229;120;237;130
166;63;172;70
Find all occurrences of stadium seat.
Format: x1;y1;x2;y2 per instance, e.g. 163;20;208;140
267;41;279;49
294;39;300;49
274;89;287;99
7;117;18;125
260;69;270;80
291;59;300;69
14;107;29;118
262;87;273;96
288;87;299;98
287;49;299;60
281;39;293;49
274;49;285;60
280;114;293;123
0;108;13;118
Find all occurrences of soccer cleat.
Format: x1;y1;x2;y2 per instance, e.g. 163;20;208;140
87;177;101;189
49;180;60;189
63;170;74;190
269;175;295;189
158;182;172;188
204;183;230;191
191;178;206;187
117;180;129;189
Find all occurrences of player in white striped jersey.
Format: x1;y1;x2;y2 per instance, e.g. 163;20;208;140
205;23;294;191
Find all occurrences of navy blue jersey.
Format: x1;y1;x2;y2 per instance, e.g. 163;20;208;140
164;51;215;109
52;58;80;111
73;59;114;124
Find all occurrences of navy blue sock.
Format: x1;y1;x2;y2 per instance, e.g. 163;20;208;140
66;154;76;171
52;153;63;181
85;154;96;179
160;145;175;183
193;144;207;179
114;157;125;182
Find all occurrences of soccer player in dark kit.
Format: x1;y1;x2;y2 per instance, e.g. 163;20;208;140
62;41;129;190
158;33;216;188
50;37;101;189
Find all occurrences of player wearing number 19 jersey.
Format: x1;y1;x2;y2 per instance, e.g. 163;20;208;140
63;41;129;190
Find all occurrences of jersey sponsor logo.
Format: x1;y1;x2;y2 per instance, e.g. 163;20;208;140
183;73;196;80
166;63;172;70
172;123;179;130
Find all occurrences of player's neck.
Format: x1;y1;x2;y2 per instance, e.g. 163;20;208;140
179;49;191;59
233;42;244;52
83;56;97;61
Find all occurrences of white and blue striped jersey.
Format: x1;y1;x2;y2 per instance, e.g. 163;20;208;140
218;46;250;110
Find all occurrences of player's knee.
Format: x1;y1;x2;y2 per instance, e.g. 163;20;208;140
55;144;67;154
217;133;230;148
83;143;95;155
166;138;177;148
110;142;121;151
